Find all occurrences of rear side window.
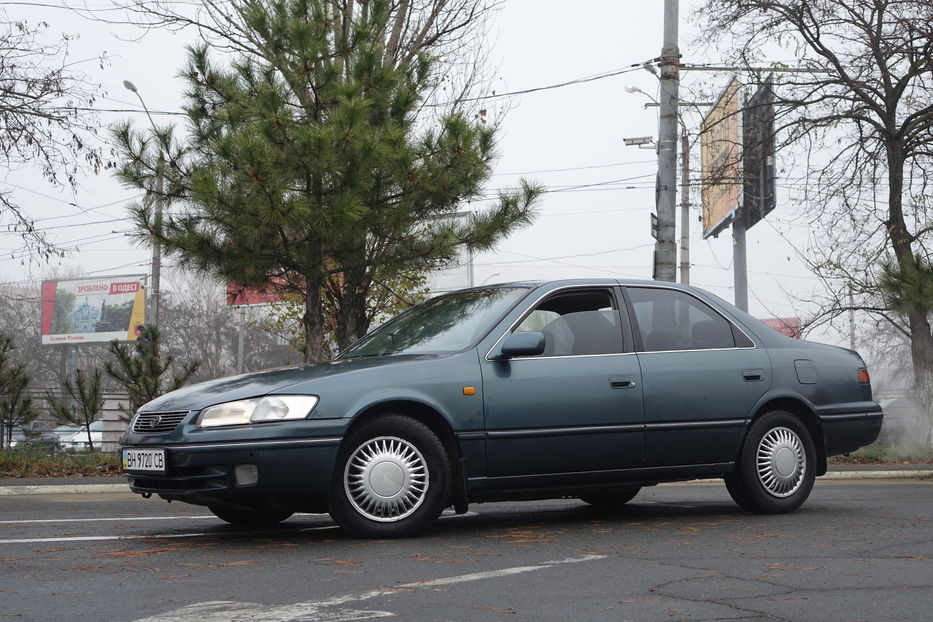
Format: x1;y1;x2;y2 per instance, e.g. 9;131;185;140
627;287;736;351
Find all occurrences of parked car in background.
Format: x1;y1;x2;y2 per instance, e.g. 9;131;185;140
52;424;82;447
62;420;104;451
120;279;883;537
7;421;61;451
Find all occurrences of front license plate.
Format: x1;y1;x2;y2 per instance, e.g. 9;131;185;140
122;448;165;473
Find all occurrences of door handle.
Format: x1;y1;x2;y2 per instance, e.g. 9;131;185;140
610;376;636;388
742;369;763;382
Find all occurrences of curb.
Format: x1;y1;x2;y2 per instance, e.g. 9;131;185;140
822;469;933;480
0;483;131;496
672;469;933;486
0;470;929;496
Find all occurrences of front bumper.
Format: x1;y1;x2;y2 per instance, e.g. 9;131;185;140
122;437;341;510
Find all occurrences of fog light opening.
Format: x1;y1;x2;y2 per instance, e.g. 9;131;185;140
234;464;259;487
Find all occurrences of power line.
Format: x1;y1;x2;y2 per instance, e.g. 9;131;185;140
1;181;139;221
493;159;656;176
63;62;656;118
431;63;650;106
475;243;655;266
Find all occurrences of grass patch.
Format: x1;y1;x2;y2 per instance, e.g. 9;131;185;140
829;442;933;465
0;449;122;478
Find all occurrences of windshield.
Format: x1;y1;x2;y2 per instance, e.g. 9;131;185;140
338;287;528;358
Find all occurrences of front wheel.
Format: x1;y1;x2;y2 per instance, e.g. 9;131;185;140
725;411;816;514
328;414;451;538
209;506;293;526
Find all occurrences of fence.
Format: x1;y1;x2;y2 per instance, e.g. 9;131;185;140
22;388;131;453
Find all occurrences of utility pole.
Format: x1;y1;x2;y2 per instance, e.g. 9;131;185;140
123;79;163;326
679;126;690;285
655;0;680;283
150;167;163;326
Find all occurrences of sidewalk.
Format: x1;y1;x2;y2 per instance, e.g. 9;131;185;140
0;466;930;496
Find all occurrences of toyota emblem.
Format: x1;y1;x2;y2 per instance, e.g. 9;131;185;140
149;415;162;429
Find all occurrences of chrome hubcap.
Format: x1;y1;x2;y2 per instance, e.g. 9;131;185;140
344;436;428;522
756;426;806;497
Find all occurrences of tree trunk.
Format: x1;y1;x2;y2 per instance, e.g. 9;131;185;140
303;243;328;363
332;268;370;352
887;141;933;444
909;315;933;445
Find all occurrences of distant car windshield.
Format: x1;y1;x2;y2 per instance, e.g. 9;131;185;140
338;287;528;358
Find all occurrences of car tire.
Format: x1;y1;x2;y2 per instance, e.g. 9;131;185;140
209;506;293;526
328;414;451;538
579;487;641;508
725;410;816;514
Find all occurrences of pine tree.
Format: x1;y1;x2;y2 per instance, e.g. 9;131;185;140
46;368;105;451
0;333;38;449
113;0;540;362
104;325;200;418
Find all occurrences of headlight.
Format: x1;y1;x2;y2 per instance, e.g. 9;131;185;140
197;395;320;428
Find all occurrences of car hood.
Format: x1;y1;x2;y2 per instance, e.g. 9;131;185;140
138;354;444;413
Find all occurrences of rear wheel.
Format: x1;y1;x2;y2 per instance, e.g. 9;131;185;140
725;410;816;514
329;414;451;538
209;506;293;526
579;487;640;508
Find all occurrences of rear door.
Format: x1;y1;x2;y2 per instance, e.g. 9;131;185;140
624;286;770;467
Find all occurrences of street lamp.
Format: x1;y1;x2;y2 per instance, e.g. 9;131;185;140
123;79;164;326
480;272;501;286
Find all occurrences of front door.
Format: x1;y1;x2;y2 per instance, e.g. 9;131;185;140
481;287;644;477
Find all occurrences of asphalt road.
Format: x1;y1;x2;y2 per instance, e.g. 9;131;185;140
1;479;931;622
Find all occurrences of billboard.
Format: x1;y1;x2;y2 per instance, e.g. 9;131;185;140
426;245;472;295
226;277;289;306
742;75;776;230
41;276;147;344
701;76;742;239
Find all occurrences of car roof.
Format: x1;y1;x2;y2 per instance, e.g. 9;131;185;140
475;278;699;289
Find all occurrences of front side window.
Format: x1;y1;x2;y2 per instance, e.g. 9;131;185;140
338;287;528;358
514;289;623;356
627;287;736;352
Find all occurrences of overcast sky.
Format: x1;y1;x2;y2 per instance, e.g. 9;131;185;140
0;1;839;343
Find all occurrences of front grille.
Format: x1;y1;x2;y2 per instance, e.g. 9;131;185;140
133;411;189;434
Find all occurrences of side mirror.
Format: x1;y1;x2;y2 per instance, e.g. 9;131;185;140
497;331;545;359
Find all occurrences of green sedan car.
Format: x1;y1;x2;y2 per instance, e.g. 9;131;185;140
121;279;883;537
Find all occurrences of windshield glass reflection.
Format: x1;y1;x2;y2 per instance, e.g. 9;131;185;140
338;287;527;358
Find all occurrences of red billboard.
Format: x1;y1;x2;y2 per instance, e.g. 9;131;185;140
226;277;290;306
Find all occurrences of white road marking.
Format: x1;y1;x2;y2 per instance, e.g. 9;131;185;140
0;525;340;544
0;515;216;524
134;554;606;622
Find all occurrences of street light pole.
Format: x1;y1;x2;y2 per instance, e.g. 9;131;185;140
626;84;693;286
123;80;163;326
680;125;690;285
655;0;680;283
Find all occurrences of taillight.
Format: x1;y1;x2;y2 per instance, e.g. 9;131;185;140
858;368;871;384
